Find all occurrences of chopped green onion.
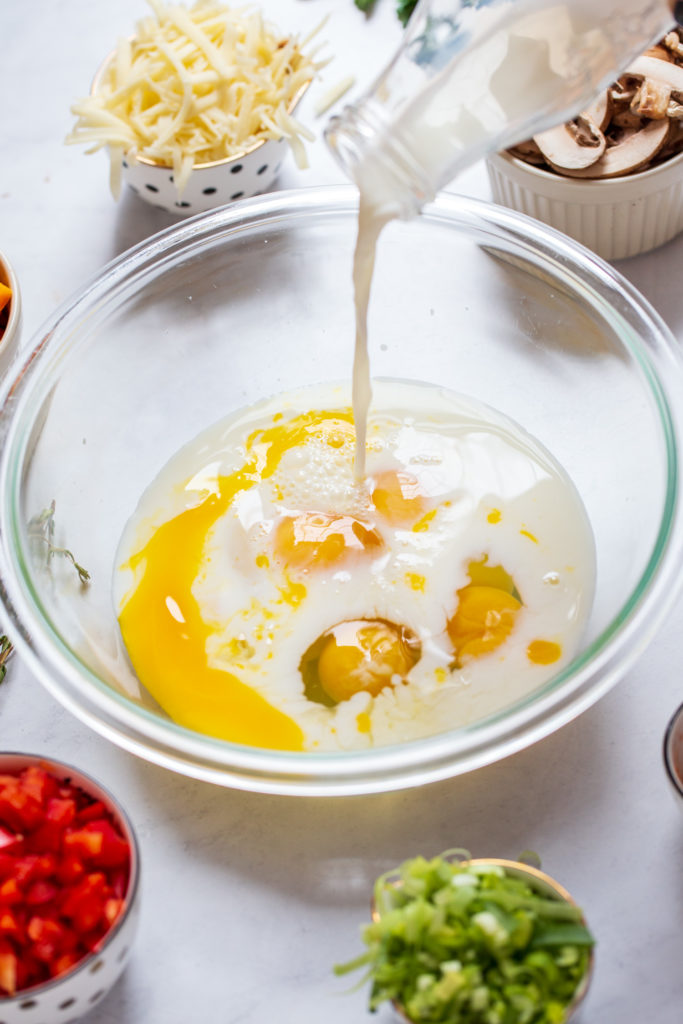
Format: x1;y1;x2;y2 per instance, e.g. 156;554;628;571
335;853;594;1023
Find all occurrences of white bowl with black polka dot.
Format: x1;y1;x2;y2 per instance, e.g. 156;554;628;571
0;753;140;1024
121;134;293;216
87;42;311;217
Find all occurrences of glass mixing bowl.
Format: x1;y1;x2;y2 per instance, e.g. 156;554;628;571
1;186;683;795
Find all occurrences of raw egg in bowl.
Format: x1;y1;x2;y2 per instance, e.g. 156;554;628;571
1;187;682;794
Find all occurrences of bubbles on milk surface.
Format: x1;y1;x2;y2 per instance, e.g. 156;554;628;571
114;379;596;752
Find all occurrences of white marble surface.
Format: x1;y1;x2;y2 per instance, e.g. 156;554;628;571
2;2;683;1022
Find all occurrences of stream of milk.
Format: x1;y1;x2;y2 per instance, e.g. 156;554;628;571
348;0;674;476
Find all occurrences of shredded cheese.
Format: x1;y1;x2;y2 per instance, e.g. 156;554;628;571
314;75;356;117
66;0;327;196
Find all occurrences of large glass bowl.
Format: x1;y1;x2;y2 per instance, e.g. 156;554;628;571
1;186;683;795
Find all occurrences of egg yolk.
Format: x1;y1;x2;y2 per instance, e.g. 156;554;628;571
447;586;521;662
118;408;357;751
465;555;518;596
371;469;427;524
315;619;421;704
527;639;562;665
274;512;383;572
447;557;522;664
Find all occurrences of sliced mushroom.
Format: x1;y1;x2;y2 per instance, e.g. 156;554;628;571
664;31;683;60
533;115;605;172
562;119;670;178
505;30;683;180
625;54;683;94
508;138;545;164
612;107;647;131
646;43;675;63
631;78;672;119
582;92;612;132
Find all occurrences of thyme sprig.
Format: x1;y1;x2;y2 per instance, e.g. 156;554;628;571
28;501;91;584
0;635;13;684
0;503;90;687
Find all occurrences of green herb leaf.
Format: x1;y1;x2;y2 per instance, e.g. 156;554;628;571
396;0;418;25
354;0;376;12
28;501;91;584
0;635;13;684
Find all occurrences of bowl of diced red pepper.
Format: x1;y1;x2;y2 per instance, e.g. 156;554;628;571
0;249;20;378
0;754;139;1021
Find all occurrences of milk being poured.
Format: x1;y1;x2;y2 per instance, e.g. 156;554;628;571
334;0;678;475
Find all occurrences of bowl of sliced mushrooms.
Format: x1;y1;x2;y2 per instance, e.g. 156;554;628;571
487;29;683;260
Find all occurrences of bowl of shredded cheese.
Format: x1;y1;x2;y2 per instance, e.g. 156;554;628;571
66;0;323;216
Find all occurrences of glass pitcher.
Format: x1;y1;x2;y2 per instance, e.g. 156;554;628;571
326;0;682;217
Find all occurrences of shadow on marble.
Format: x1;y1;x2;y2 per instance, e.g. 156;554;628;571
617;231;683;342
128;699;612;909
111;188;178;257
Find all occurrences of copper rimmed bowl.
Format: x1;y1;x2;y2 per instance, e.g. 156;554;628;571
1;187;683;794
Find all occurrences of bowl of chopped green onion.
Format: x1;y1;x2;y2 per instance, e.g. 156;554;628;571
336;850;594;1024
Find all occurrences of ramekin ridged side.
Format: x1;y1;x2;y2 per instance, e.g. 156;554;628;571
486;149;683;261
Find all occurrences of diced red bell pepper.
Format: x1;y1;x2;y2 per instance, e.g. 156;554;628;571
46;797;77;827
61;873;107;934
0;946;18;995
27;916;70;963
63;828;103;858
110;868;129;899
26;820;62;854
79;820;130;868
75;800;107;824
0;877;22;905
26;880;59;907
0;908;23;941
12;854;42;885
0;852;18;880
103;897;124;926
50;951;82;977
56;852;86;886
0;825;23;852
20;766;59;805
0;765;132;994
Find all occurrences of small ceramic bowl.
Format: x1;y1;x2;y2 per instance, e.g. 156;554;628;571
373;855;593;1024
0;753;140;1023
91;53;310;217
117;136;293;216
0;249;21;378
486;148;683;260
663;701;683;804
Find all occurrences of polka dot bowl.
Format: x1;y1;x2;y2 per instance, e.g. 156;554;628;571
89;50;310;217
119;135;293;216
0;753;140;1024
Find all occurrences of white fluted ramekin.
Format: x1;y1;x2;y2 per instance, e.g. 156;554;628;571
486;148;683;261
